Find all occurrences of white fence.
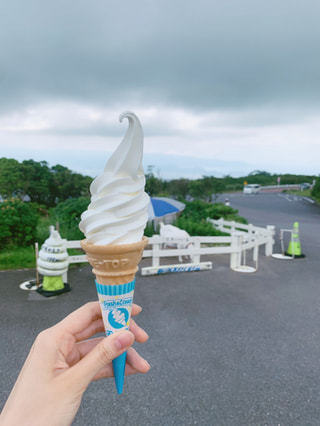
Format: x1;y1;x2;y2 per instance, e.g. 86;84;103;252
61;240;86;283
206;218;275;272
140;219;275;275
35;219;275;281
206;218;275;256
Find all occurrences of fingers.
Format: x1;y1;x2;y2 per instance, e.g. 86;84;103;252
57;302;102;337
56;302;143;342
131;304;142;317
73;306;147;343
91;346;151;381
73;318;105;342
75;333;151;381
76;317;148;362
67;330;135;390
76;337;105;359
125;347;151;375
129;318;149;343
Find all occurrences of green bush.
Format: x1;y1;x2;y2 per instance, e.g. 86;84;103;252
175;200;247;235
178;200;247;223
175;217;224;236
50;196;90;240
0;198;39;249
311;177;320;202
144;200;248;237
144;223;155;238
35;217;52;245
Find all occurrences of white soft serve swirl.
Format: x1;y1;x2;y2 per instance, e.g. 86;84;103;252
79;111;149;245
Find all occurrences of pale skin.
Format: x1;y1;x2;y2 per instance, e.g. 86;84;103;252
0;302;150;426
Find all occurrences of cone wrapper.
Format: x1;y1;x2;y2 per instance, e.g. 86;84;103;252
80;237;148;393
95;279;135;394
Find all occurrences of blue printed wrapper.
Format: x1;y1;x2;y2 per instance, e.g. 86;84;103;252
96;279;136;394
96;280;136;336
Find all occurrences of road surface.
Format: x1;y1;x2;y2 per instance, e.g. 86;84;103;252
1;192;320;425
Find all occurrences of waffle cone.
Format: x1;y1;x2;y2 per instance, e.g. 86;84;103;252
80;237;148;285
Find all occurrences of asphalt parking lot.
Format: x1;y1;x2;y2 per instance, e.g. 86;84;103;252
1;193;320;425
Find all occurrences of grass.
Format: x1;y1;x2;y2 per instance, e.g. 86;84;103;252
287;189;312;197
287;189;320;204
0;246;36;270
0;246;85;271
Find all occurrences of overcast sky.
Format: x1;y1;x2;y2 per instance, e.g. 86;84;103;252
1;0;320;179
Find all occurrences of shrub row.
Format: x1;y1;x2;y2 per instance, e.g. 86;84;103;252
0;197;247;251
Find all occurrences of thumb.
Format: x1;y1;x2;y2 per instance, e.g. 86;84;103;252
68;330;134;391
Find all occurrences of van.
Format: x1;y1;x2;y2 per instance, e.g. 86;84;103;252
243;184;260;194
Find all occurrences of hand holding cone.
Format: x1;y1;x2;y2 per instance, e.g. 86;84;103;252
81;237;148;393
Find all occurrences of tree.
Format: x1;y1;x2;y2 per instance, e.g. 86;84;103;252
0;198;39;249
20;160;52;204
50;196;90;240
0;158;24;199
165;179;190;200
0;158;92;207
50;165;91;204
248;170;271;176
189;176;225;201
145;166;163;196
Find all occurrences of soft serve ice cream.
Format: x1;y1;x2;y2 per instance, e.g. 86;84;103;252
79;111;149;394
79;111;149;245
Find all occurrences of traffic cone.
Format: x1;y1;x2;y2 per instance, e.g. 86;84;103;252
285;222;305;258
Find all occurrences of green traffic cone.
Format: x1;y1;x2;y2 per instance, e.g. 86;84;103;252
43;276;65;292
285;222;305;258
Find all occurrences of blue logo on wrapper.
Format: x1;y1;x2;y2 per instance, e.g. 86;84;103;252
108;308;129;329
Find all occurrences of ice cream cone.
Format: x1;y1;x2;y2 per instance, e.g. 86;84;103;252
80;237;148;285
79;111;150;394
80;236;148;393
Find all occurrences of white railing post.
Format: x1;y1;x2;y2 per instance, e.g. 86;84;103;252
265;225;275;256
230;232;242;269
152;241;160;267
253;233;259;262
193;237;201;263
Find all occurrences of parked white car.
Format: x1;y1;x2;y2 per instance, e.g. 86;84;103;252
243;184;261;194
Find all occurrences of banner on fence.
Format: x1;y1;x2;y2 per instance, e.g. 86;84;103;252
141;261;212;276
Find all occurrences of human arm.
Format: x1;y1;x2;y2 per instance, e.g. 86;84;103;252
0;301;150;426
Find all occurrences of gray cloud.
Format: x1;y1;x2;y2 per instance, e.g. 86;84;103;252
1;0;320;115
1;0;320;179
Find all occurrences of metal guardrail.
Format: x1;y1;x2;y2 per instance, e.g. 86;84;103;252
260;184;300;190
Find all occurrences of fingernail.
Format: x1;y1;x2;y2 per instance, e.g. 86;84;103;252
144;360;151;370
115;331;134;350
141;330;149;340
135;305;142;314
